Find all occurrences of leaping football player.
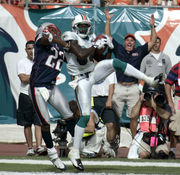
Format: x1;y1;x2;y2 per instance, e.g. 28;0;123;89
29;23;76;171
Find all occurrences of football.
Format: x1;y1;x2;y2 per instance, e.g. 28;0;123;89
93;34;107;42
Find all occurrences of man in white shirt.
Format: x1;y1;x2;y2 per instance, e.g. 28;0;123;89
140;36;172;93
17;40;45;156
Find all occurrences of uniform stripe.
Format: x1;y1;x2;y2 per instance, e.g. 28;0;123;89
81;14;87;20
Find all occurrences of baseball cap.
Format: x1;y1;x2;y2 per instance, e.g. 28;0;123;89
124;33;136;40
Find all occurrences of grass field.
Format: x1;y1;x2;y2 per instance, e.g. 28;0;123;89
0;156;180;174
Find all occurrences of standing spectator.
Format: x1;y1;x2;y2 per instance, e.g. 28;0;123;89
104;9;157;121
140;36;172;93
165;62;180;159
17;40;45;156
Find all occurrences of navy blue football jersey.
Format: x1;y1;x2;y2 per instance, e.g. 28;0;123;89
30;34;65;89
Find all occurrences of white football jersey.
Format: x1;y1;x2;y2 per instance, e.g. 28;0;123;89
62;31;96;76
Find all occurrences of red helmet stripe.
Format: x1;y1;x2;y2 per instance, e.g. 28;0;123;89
81;14;87;20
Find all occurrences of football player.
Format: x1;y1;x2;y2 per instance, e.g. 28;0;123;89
29;23;74;171
61;14;162;171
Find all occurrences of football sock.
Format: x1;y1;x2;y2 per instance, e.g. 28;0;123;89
66;118;77;137
112;58;127;72
73;125;85;148
41;130;53;149
124;64;154;84
77;115;90;128
113;58;154;84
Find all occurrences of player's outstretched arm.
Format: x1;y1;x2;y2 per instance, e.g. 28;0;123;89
69;40;95;61
40;34;70;49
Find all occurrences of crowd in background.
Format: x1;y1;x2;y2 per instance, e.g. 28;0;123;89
0;0;180;8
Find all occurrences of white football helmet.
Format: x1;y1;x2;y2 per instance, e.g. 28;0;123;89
36;22;61;39
72;14;92;39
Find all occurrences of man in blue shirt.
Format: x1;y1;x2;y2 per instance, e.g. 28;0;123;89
104;9;157;126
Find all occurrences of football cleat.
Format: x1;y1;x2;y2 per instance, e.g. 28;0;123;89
147;73;163;87
154;73;163;83
68;147;84;171
47;147;66;171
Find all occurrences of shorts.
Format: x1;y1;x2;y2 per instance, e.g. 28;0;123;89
169;96;180;136
112;83;139;118
92;96;119;124
17;93;41;126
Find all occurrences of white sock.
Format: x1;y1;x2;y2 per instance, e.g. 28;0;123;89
124;64;154;85
73;125;85;149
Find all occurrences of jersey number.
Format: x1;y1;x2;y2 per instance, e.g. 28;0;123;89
45;47;63;71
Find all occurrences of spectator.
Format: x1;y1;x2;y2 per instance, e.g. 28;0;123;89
61;0;81;4
157;0;177;6
105;0;133;6
129;86;171;159
133;0;150;5
104;9;157;124
165;62;180;159
18;0;42;9
17;40;45;156
140;36;172;93
0;0;7;3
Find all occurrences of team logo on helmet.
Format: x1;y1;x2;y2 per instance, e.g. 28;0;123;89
72;14;92;39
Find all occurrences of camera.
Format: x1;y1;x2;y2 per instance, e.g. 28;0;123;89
154;94;166;106
53;119;68;157
144;91;154;101
143;86;166;106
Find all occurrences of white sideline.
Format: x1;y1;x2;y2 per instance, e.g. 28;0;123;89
0;159;180;167
0;172;161;175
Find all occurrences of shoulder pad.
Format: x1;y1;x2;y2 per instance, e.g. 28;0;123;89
61;31;77;42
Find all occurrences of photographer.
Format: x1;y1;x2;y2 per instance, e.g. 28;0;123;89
129;86;171;159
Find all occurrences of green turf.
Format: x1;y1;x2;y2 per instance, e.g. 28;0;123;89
0;156;180;174
0;163;180;174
